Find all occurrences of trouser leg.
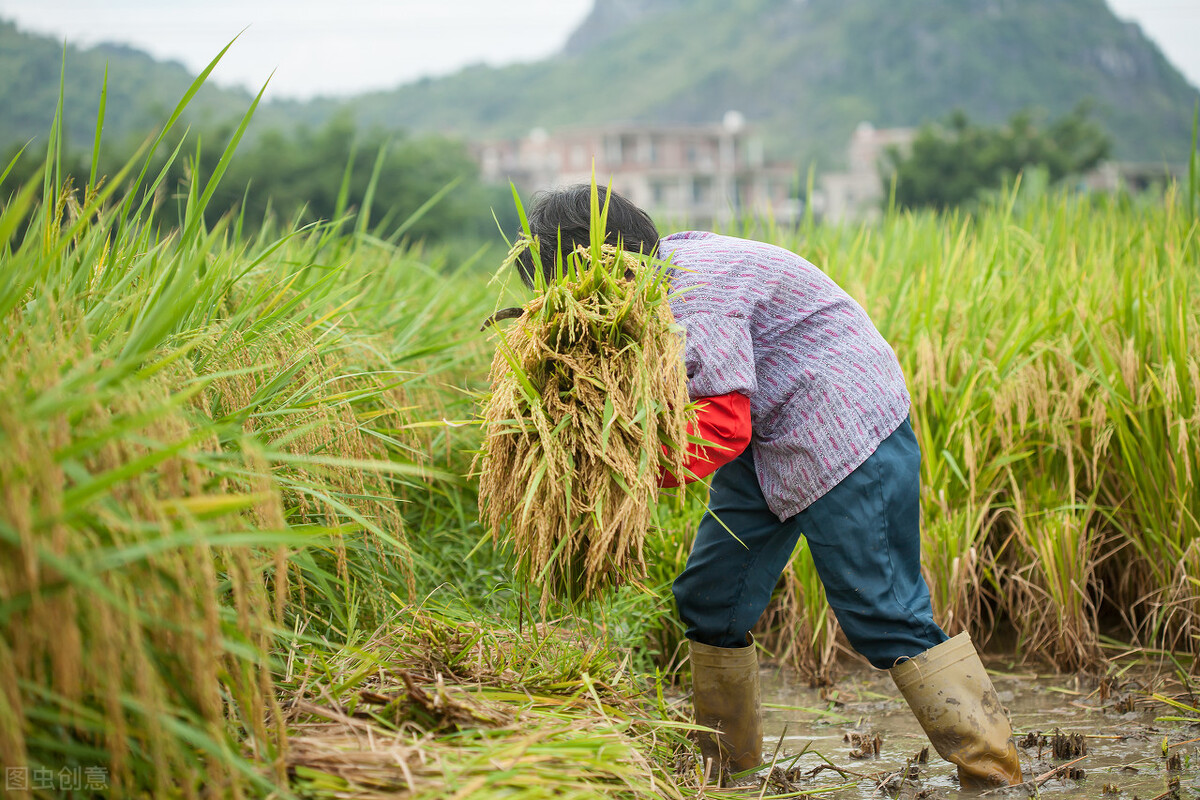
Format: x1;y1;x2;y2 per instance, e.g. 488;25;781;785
791;420;1020;786
795;420;948;668
672;420;985;783
672;447;791;780
672;422;945;660
672;447;802;648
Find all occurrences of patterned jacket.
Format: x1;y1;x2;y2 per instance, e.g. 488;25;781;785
660;231;912;520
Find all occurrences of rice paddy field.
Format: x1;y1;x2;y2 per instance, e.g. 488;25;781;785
2;80;1200;798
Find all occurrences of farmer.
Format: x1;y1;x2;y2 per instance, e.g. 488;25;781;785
511;185;1024;789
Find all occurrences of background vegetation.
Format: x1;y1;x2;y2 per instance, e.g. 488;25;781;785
0;114;513;252
0;19;250;149
885;105;1112;210
339;0;1200;167
5;0;1199;172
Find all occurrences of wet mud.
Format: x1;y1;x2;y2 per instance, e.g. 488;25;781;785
757;663;1200;798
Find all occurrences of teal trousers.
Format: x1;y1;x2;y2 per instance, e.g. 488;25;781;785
672;419;948;669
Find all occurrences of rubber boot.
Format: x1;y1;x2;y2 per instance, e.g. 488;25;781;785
689;637;763;783
890;632;1023;789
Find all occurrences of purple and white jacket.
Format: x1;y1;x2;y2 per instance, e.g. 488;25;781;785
659;231;912;521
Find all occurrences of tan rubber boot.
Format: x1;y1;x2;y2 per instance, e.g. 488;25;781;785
689;637;763;782
890;632;1023;789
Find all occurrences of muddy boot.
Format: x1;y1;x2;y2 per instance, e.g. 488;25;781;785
890;632;1023;789
690;637;763;783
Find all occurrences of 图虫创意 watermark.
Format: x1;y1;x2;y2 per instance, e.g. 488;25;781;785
5;765;109;792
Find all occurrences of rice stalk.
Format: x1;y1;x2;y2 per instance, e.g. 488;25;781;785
1003;498;1105;670
759;179;1199;668
1;112;444;794
919;507;992;639
752;540;840;686
0;315;284;796
477;233;692;612
281;604;691;800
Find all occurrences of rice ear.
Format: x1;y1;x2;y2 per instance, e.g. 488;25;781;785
476;240;693;612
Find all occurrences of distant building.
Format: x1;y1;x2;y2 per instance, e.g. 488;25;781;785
1080;160;1190;193
474;112;799;226
818;122;915;224
818;121;1189;223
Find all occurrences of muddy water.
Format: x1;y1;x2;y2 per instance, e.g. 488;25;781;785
758;664;1200;798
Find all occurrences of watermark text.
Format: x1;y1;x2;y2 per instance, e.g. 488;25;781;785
5;766;109;792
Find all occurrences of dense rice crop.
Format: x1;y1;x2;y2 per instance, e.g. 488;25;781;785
737;182;1200;678
2;65;1197;797
475;176;1200;682
0;68;471;794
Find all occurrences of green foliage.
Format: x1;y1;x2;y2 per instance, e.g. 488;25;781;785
343;0;1199;167
1189;102;1199;223
0;20;249;150
884;105;1111;210
192;116;514;242
4;40;1200;796
7;0;1200;176
0;22;516;246
1;115;516;246
766;182;1200;669
0;62;489;793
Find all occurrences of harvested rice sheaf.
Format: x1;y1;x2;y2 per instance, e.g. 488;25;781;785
478;238;693;610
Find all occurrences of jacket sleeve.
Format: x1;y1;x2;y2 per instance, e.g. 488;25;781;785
660;392;752;487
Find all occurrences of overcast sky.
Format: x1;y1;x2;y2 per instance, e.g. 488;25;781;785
1;0;1197;100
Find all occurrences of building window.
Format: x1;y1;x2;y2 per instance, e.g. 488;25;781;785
620;134;637;165
604;136;622;166
638;136;657;165
693;177;712;204
571;145;587;169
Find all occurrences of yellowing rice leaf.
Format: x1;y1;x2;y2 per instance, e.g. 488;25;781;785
477;238;692;611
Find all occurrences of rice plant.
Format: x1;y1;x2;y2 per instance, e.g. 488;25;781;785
476;188;693;611
282;600;695;800
763;180;1200;669
753;540;840;686
1005;499;1105;671
4;48;1200;799
466;173;1199;676
0;57;460;794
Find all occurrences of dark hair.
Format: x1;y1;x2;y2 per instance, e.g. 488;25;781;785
515;184;660;288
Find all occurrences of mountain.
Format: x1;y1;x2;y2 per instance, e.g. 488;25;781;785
344;0;1199;167
0;20;251;156
2;0;1197;170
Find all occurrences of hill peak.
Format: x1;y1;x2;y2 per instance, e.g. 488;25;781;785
368;0;1195;165
564;0;685;53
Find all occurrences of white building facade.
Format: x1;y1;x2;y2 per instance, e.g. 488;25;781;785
475;113;798;227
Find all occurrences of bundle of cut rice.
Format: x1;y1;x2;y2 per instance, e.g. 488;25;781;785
477;235;693;611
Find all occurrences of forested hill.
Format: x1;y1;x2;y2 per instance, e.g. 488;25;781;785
0;20;251;154
346;0;1199;166
3;0;1198;168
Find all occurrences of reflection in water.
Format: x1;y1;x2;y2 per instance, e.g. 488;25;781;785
756;663;1199;798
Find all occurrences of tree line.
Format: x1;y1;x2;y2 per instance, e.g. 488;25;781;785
1;115;517;245
883;104;1113;210
3;103;1121;239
